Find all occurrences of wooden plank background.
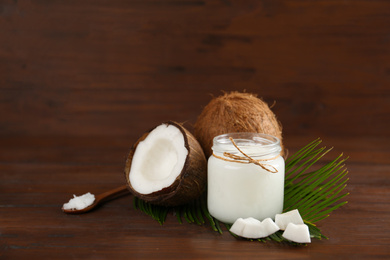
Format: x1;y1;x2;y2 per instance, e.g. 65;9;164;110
1;0;389;259
1;0;389;139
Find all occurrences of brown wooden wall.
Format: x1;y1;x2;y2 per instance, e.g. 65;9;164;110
1;0;389;142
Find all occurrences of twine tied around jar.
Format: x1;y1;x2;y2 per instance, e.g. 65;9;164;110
212;137;280;173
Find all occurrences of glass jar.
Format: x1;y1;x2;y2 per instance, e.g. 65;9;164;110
207;133;285;224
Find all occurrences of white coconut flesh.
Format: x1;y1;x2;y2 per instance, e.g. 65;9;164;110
282;223;311;243
229;209;311;242
275;209;304;230
229;217;280;239
229;218;246;236
129;124;188;195
261;218;281;236
240;217;263;239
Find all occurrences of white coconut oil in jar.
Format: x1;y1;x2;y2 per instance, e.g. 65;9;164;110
207;133;285;224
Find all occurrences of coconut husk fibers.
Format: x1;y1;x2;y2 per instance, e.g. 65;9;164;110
194;92;283;158
124;121;207;207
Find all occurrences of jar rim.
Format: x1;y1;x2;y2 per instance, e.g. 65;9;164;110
212;132;281;157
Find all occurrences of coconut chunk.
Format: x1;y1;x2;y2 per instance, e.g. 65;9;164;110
241;217;263;239
230;217;280;239
129;124;188;194
282;223;311;243
261;218;280;237
229;218;246;236
275;209;304;230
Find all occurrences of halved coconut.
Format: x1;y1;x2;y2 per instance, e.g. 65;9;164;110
124;121;207;207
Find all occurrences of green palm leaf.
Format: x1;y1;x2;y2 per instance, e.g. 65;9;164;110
133;138;349;244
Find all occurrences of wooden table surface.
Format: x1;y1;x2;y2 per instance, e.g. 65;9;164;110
1;1;389;259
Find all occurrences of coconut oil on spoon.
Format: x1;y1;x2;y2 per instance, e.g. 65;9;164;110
62;185;130;214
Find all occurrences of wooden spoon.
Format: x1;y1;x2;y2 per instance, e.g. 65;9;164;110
62;185;130;214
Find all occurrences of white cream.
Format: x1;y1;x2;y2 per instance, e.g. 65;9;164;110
63;192;95;210
207;133;285;224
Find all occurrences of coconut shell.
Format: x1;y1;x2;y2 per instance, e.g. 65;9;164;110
124;121;207;207
194;92;283;158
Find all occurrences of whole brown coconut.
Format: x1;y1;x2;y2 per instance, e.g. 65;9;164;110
124;121;207;207
194;92;283;158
